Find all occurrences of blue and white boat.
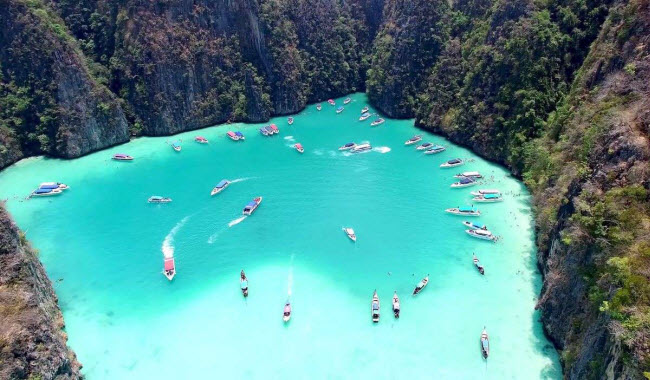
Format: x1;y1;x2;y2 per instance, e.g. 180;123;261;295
211;180;231;196
416;142;434;151
370;118;385;127
451;177;477;188
148;196;172;203
336;106;344;114
339;142;356;151
112;153;133;161
473;193;503;203
440;158;464;168
463;221;487;230
235;131;245;140
424;145;446;154
470;189;501;196
404;135;422;145
260;127;269;136
359;112;371;121
30;187;63;197
361;106;369;113
243;196;263;215
172;141;182;152
445;206;480;216
39;182;68;190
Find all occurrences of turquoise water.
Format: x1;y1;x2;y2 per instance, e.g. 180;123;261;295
0;93;560;379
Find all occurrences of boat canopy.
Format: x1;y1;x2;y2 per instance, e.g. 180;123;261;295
344;142;354;147
484;193;501;199
114;153;129;157
459;177;475;184
164;258;175;271
459;207;477;212
245;201;257;207
337;106;344;111
216;180;229;188
34;188;53;194
241;280;248;288
235;131;244;137
270;124;278;130
372;302;379;310
39;184;59;189
361;112;370;117
227;131;236;137
295;143;303;149
448;159;462;164
422;142;432;146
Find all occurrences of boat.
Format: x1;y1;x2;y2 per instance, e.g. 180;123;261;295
343;97;352;104
328;99;335;106
454;171;483;179
473;193;503;203
416;142;434;151
463;221;487;230
30;188;63;197
440;158;464;168
38;182;68;190
294;143;304;153
371;290;380;323
269;124;279;134
288;117;294;125
480;328;490;358
243;196;263;215
211;180;231;196
404;135;422;145
283;300;291;322
235;131;245;140
370;118;385;126
423;145;446;154
445;206;480;216
316;104;322;111
240;270;249;297
163;257;176;281
392;291;400;318
172;141;182;152
195;136;208;144
342;227;356;242
260;127;269;136
466;229;497;241
413;275;429;295
473;254;485;275
350;143;372;153
148;196;172;203
361;106;369;113
451;177;477;188
336;106;344;114
227;131;239;141
359;112;371;121
112;153;133;161
339;142;356;151
470;189;501;196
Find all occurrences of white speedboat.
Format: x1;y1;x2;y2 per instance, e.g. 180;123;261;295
370;118;385;126
371;290;380;323
339;142;356;151
211;180;230;196
260;127;270;136
316;104;322;111
343;227;356;242
148;196;172;203
359;112;371;121
243;196;263;215
445;207;480;216
392;291;400;318
473;193;503;202
240;270;249;297
288;117;294;125
171;141;182;152
424;146;445;154
413;275;429;295
470;189;501;196
440;158;464;168
343;97;352;104
328;99;335;106
473;254;485;275
163;257;176;281
361;107;369;113
30;188;63;197
416;142;434;151
350;143;372;153
481;328;490;358
336;106;344;114
39;182;68;190
404;135;422;145
454;171;482;179
112;153;133;161
451;177;477;188
283;300;292;322
195;136;209;144
466;229;497;241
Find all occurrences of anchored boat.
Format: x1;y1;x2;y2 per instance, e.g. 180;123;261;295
454;171;482;179
392;291;400;318
413;275;429;295
163;257;176;281
328;99;335;106
371;290;380;323
466;228;497;241
463;221;487;230
361;106;369;113
370;118;385;126
195;136;208;144
112;153;133;161
473;193;503;202
480;328;490;358
405;135;422;145
343;97;352;104
283;300;292;322
30;187;63;197
148;196;172;203
172;141;182;152
317;104;322;111
451;177;477;188
211;180;230;196
269;124;279;134
336;106;344;114
39;182;68;190
243;196;263;215
359;112;371;121
473;254;485;275
235;131;245;140
424;145;446;154
260;127;269;136
416;142;433;151
445;206;481;216
240;270;249;297
227;131;240;141
440;158;464;168
470;189;501;196
288;117;294;125
343;227;356;242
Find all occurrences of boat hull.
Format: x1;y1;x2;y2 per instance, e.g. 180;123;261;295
466;230;496;241
445;209;480;216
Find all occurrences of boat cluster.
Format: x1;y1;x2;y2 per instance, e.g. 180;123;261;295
259;124;280;136
29;182;69;197
405;135;446;154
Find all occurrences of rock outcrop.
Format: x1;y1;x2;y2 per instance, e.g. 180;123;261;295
0;204;82;379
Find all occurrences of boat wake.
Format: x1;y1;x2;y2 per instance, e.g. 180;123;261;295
313;149;324;156
284;135;295;142
161;216;190;258
373;146;391;154
228;216;247;227
230;177;254;184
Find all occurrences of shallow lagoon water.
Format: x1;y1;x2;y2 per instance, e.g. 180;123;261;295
0;93;560;379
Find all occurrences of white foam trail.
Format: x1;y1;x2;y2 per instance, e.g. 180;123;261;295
373;146;391;154
284;135;295;142
313;149;323;156
207;230;222;244
228;216;247;227
328;150;337;157
230;177;254;184
161;216;190;258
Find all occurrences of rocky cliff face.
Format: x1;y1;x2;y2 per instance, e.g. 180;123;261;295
0;204;82;379
0;0;129;168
